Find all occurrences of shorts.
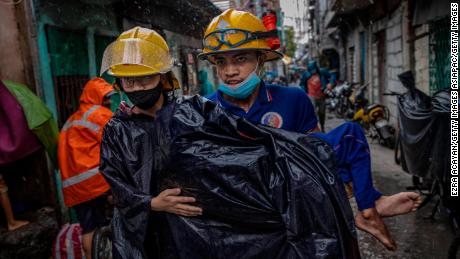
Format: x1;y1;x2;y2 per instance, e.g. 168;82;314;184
73;195;108;234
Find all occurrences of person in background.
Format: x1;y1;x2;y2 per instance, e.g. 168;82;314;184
0;79;60;232
200;8;422;251
198;69;215;96
58;78;115;259
0;174;29;231
300;61;327;132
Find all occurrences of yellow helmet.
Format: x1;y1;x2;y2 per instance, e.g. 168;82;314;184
100;27;173;77
198;9;283;62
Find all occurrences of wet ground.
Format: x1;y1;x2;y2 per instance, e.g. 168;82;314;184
325;115;457;259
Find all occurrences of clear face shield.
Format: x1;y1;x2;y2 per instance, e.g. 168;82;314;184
100;38;173;76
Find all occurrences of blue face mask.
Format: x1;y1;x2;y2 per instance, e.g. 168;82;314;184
218;70;261;99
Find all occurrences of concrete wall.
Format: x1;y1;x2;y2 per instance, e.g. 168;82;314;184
345;30;355;83
386;7;404;124
370;41;379;104
370;5;405;124
337;39;347;82
316;3;409;124
0;4;32;88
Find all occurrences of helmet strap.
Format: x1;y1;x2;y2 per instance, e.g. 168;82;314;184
255;52;266;75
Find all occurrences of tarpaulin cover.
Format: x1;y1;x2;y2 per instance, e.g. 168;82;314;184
101;101;168;259
429;90;458;215
2;80;59;165
397;72;434;178
101;96;360;258
0;80;41;165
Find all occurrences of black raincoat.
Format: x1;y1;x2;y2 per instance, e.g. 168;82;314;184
100;103;166;258
100;96;360;259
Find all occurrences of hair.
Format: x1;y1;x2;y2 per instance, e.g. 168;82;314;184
114;78;122;91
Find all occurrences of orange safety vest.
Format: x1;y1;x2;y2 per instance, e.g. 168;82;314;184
58;78;114;207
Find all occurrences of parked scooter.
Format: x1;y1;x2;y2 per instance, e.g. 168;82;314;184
324;87;338;112
348;83;394;147
325;81;353;117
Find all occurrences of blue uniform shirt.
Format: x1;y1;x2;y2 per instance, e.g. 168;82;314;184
207;81;318;133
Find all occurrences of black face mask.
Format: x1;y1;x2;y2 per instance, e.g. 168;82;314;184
125;85;163;110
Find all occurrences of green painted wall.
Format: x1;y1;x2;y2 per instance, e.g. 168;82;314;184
47;27;89;77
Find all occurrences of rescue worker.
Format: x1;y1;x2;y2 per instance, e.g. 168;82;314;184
98;27;202;259
58;77;115;258
199;9;422;251
299;61;328;132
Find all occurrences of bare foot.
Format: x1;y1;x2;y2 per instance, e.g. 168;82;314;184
355;208;397;251
376;192;422;217
7;220;29;231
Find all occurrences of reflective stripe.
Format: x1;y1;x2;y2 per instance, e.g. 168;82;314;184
62;167;99;188
62;105;101;132
63;120;100;132
82;105;100;120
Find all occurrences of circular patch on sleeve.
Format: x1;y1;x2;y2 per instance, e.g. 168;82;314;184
261;112;283;128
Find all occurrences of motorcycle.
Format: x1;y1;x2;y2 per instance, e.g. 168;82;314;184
349;83;394;147
325;81;353;117
324;88;337;112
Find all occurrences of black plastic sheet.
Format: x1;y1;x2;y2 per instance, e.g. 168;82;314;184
429;90;457;215
101;96;360;258
397;74;457;219
101;107;160;259
152;96;359;258
397;72;434;178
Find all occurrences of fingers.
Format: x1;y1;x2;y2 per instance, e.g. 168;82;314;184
169;204;202;217
167;196;196;203
158;188;202;217
161;188;197;203
173;209;201;217
161;188;181;196
176;203;202;214
171;207;202;217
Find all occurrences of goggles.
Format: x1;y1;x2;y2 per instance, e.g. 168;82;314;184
203;28;277;51
119;74;159;89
